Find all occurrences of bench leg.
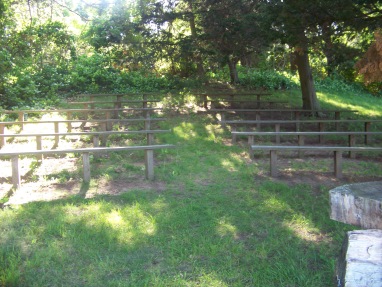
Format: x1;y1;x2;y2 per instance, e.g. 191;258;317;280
54;122;59;148
365;122;371;144
334;151;343;179
83;152;91;183
12;155;21;189
248;135;254;146
145;149;154;180
270;150;278;177
36;135;42;161
298;135;304;158
66;112;72;132
349;135;356;159
0;123;4;147
231;126;237;144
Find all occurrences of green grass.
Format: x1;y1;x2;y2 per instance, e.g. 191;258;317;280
1;87;382;286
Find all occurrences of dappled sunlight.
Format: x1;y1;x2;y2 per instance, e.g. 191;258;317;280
318;92;382;117
220;158;239;172
196;272;230;287
261;195;293;214
173;122;198;140
216;217;238;239
283;215;330;244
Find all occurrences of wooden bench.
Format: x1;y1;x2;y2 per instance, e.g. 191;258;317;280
71;93;162;104
0;107;162;128
0;117;166;146
249;145;382;178
209;99;289;109
0;144;175;189
223;119;382;144
232;131;382;158
212;108;358;125
67;100;161;109
0;130;171;150
194;92;272;109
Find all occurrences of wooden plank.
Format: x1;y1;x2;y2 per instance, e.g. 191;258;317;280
336;229;382;287
0;144;175;156
145;149;154;180
250;145;382;152
0;123;4;147
82;152;91;182
334;151;343;179
11;155;20;189
250;145;382;178
330;181;382;229
270;150;278;177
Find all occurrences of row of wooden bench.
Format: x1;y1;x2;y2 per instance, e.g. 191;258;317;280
249;145;382;178
216;109;382;178
212;108;358;124
0;117;165;146
228;127;382;178
1;96;175;188
1;144;175;189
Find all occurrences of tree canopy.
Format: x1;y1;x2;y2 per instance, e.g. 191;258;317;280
0;0;381;109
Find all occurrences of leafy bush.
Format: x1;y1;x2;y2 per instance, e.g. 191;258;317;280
315;74;366;94
238;68;298;90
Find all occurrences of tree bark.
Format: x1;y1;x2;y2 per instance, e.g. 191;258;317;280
322;22;336;76
228;57;239;84
188;1;205;78
294;32;321;111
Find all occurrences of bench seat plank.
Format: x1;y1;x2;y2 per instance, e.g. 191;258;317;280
1;144;175;188
250;145;382;178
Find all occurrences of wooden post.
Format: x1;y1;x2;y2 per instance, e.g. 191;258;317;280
256;113;261;131
66;112;72;132
203;95;208;109
147;132;154;145
0;123;4;147
93;135;100;147
334;150;343;179
335;111;340;130
106;111;112;131
231;126;237;144
145;149;154;180
248;135;254;145
270;150;278;177
298;135;304;158
220;112;226;128
142;96;148;109
11;155;20;189
54;122;59;148
319;122;324;143
82;152;91;182
36;135;42;160
275;124;280;135
18;112;24;130
275;127;280;144
349;135;356;159
100;123;107;146
365;122;371;144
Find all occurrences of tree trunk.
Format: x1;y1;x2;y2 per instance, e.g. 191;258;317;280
322;22;335;76
293;32;320;111
188;1;205;78
228;58;239;84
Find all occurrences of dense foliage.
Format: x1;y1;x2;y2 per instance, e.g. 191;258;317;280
0;0;381;109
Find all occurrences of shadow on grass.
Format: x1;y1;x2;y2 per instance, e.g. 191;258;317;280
0;113;356;287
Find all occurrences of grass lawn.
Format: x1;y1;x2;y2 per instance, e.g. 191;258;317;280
1;87;382;286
